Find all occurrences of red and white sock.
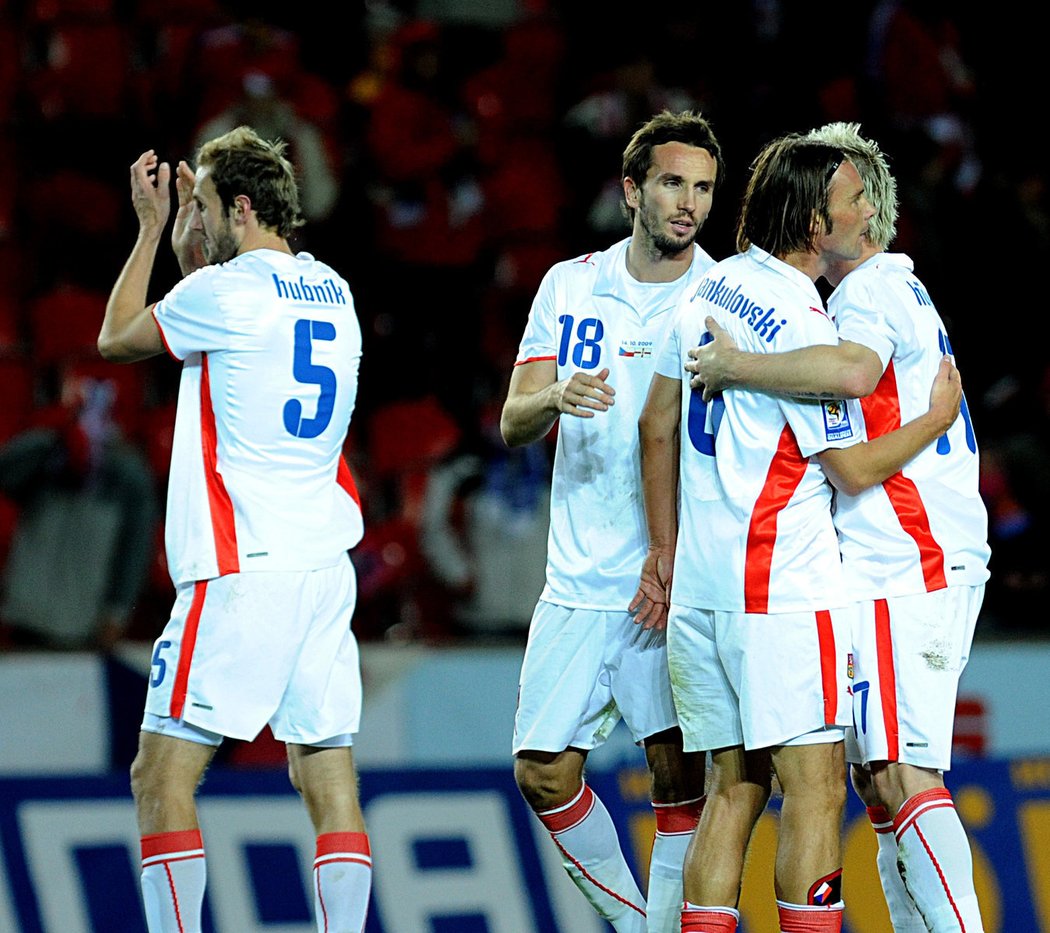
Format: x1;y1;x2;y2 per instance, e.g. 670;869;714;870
140;830;206;933
776;899;844;931
866;805;926;932
313;832;372;933
894;788;984;932
648;797;704;933
681;903;739;932
537;783;647;932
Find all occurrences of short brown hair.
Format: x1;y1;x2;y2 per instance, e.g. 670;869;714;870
196;125;304;238
621;110;724;221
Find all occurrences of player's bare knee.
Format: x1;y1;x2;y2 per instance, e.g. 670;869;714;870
514;754;579;811
287;758;304;797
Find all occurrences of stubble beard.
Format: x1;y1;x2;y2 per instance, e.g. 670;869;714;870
203;222;239;264
638;200;698;259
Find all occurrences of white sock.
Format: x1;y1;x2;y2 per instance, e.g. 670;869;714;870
140;830;206;933
866;805;927;932
313;832;372;933
537;782;647;932
894;788;984;932
648;796;704;933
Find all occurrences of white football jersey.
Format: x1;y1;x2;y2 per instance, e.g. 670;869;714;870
829;252;990;597
515;237;715;609
152;249;364;586
660;246;862;613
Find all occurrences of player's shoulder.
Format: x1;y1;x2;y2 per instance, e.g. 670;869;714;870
547;240;621;279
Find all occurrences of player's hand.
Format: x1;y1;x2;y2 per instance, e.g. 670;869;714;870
171;160;206;274
927;354;962;433
685;317;738;401
553;367;615;418
128;150;171;238
628;548;673;630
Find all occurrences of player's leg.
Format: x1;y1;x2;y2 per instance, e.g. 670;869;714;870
868;761;983;932
643;728;706;933
769;739;847;931
514;602;647;931
131;727;218;933
276;559;371;933
516;747;647;931
667;606;756;931
288;744;371;933
850;763;927;932
680;744;770;932
855;589;985;932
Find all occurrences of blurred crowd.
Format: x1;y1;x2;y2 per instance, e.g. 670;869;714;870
0;0;1045;650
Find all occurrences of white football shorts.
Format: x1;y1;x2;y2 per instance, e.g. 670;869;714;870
845;585;984;771
512;601;678;754
668;604;852;752
142;555;360;746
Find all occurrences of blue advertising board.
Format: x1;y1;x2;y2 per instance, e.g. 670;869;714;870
1;758;1048;932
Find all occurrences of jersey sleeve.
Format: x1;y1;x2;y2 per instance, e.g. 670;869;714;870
152;266;234;361
832;275;896;370
654;303;686;381
515;267;559;365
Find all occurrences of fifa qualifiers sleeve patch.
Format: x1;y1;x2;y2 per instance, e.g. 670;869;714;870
822;399;854;442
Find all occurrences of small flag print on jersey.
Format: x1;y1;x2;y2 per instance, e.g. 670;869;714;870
619;339;654;358
822;399;854;441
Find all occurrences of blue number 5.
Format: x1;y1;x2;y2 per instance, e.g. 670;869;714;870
150;640;172;688
284;319;337;438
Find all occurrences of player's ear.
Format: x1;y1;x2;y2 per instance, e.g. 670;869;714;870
231;194;251;224
623;176;640;210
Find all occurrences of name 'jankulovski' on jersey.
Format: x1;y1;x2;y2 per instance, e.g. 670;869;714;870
514;236;714;610
689;274;789;344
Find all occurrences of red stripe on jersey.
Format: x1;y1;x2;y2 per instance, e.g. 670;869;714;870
337;456;362;509
170;581;208;720
816;610;838;724
874;598;900;761
859;362;946;591
514;355;557;366
744;424;808;613
809;305;830;319
574;253;596;265
200;354;239;574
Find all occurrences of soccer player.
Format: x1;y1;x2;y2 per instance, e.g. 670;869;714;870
499;110;723;932
635;133;962;933
685;122;989;932
99;127;371;933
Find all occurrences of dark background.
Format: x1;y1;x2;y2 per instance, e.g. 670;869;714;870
0;0;1045;648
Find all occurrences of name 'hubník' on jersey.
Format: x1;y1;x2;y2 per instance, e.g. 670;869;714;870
692;275;787;342
272;275;347;304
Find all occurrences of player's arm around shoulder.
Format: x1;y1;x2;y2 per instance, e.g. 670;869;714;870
686;316;882;401
499;360;616;448
818;355;962;496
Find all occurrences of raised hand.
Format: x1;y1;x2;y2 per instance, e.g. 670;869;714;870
171;159;206;275
128;150;171;238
